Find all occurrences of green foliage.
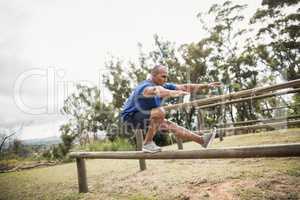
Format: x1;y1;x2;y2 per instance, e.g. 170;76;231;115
153;131;174;146
196;0;260;123
75;138;134;152
103;59;135;109
262;0;299;8
60;84;117;156
251;0;300;81
62;85;116;133
287;165;300;177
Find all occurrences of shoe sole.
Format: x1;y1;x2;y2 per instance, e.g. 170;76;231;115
142;148;162;153
206;130;217;148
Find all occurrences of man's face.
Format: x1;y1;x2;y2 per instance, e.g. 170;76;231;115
153;68;168;85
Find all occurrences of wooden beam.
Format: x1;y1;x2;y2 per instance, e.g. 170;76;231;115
69;143;300;159
261;103;300;112
216;115;300;127
162;79;300;111
196;88;300;110
199;119;300;133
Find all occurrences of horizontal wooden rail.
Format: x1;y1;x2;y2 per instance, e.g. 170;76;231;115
261;103;300;112
71;142;300;193
196;88;300;110
216;115;300;127
69;143;300;159
163;79;300;111
199;119;300;133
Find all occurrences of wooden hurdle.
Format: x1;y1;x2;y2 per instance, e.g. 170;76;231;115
70;143;300;193
69;79;300;193
163;79;300;111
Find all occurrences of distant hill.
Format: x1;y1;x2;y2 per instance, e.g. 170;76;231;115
21;136;62;146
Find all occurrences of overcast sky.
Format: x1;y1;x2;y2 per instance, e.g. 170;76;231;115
0;0;261;139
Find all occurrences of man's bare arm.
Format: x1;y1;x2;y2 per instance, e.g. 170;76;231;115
176;82;221;92
143;86;189;98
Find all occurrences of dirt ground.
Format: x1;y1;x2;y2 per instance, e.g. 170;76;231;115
80;157;300;200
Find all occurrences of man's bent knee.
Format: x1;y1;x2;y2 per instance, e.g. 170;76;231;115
150;107;166;121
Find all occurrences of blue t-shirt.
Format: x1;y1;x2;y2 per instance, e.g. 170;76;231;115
121;80;176;120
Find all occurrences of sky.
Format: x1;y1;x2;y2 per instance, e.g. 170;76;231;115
0;0;262;139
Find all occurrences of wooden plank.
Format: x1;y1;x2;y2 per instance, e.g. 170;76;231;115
135;129;147;170
196;88;300;110
199;119;300;133
162;79;300;111
216;115;300;127
69;143;300;159
76;158;88;193
261;103;300;112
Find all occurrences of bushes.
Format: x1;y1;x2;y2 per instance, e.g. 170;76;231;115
76;138;135;152
41;144;73;162
153;131;176;146
39;133;78;162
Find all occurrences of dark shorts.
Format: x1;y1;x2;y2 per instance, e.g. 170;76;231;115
122;111;151;130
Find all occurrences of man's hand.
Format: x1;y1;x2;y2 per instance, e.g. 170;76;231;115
208;82;222;88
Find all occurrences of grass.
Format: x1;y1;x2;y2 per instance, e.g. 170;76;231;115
286;165;300;177
0;156;51;172
74;137;135;152
0;162;83;200
0;128;299;200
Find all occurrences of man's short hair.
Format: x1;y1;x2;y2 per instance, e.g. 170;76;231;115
151;64;167;76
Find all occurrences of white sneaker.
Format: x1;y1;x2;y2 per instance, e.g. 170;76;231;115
201;127;217;148
142;141;162;153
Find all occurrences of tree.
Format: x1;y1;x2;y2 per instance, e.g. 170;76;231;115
195;1;261;123
0;124;23;154
250;0;300;118
251;0;300;81
61;85;115;144
103;59;135;110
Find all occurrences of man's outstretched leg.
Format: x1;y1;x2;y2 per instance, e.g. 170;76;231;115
160;120;216;148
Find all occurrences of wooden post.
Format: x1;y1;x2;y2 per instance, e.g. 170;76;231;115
76;158;88;193
218;128;224;141
135;129;147;170
176;138;183;150
197;109;205;130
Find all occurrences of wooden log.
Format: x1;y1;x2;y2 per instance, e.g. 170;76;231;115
163;79;300;111
216;115;300;128
76;158;88;193
198;119;300;134
196;88;300;110
261;103;300;112
135;129;147;170
69;143;300;159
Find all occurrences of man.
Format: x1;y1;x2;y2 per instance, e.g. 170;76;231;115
121;65;221;153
